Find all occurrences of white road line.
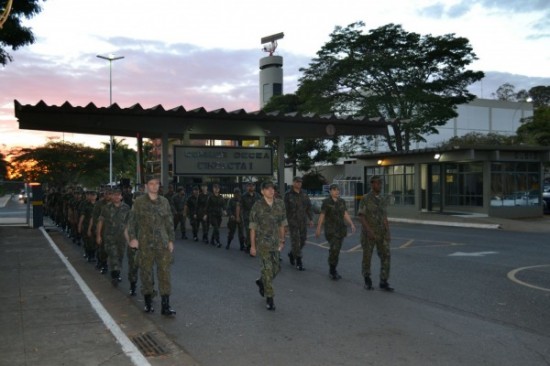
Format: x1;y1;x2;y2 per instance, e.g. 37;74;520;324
39;227;151;366
507;264;550;292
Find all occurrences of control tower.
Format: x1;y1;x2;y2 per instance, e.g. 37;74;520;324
259;32;284;108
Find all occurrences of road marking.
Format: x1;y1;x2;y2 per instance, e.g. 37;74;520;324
399;239;414;249
507;264;550;292
40;227;151;366
448;251;498;257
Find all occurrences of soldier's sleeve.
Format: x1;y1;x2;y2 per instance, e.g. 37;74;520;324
163;198;176;242
127;205;138;241
305;194;313;221
278;199;288;227
357;195;367;217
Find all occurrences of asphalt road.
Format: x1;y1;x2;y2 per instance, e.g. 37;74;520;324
46;216;550;366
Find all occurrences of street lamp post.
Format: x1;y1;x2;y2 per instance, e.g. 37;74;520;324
97;54;124;187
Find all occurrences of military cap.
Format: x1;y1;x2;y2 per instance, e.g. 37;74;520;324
246;181;255;186
261;181;275;190
233;187;241;194
370;175;383;183
293;176;303;182
176;186;184;192
85;190;97;195
329;183;340;190
213;183;220;189
192;185;200;190
111;188;122;194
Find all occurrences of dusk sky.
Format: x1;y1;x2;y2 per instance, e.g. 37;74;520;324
1;0;550;150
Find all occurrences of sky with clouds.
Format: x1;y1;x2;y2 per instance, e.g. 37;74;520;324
1;0;549;150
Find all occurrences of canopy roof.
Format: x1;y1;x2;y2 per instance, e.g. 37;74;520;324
14;100;391;140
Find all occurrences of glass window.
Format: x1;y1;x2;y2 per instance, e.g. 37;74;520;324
490;162;541;207
444;162;483;206
365;165;415;205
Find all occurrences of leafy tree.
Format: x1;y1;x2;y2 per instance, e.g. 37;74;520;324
263;94;342;176
0;0;44;66
9;140;137;188
528;85;550;108
494;83;517;101
516;106;550;146
298;22;484;151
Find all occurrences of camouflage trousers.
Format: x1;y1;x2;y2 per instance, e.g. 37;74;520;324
138;244;173;297
361;236;391;281
326;233;345;267
209;215;222;241
288;223;307;258
174;213;187;236
105;240;125;272
258;248;281;298
227;218;245;243
83;233;95;252
243;217;252;249
127;246;139;284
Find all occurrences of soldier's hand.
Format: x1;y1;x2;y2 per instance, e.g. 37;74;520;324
250;247;256;257
129;239;139;249
168;241;174;253
315;228;321;238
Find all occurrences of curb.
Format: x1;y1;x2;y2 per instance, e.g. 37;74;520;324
389;217;502;230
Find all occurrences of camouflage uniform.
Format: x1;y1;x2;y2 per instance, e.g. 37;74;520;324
284;189;313;259
185;192;200;240
206;193;225;245
98;201;131;276
320;196;349;267
249;197;288;298
79;196;96;261
226;195;245;249
358;191;391;282
197;190;211;242
240;190;261;251
127;194;175;297
91;196;110;272
172;191;187;239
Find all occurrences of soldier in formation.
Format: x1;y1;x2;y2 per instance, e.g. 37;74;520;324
172;187;188;240
315;183;356;280
186;186;200;241
197;184;211;243
127;175;176;316
357;175;394;292
226;187;245;250
240;182;261;254
250;181;288;311
284;176;314;271
205;183;226;247
96;188;131;287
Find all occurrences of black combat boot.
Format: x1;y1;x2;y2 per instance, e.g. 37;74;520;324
255;278;264;297
379;280;395;292
216;238;221;248
161;295;176;316
226;237;232;249
129;282;137;296
287;252;295;266
296;257;305;271
364;275;374;290
329;265;341;280
266;297;275;311
181;232;187;240
144;294;154;313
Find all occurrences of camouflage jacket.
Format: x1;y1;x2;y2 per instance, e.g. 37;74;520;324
98;202;131;243
172;194;187;214
358;191;389;238
320;197;348;238
127;194;175;247
240;191;261;219
284;189;313;227
249;197;288;251
226;197;240;217
207;194;225;217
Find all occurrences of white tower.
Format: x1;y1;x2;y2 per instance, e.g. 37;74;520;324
259;32;284;108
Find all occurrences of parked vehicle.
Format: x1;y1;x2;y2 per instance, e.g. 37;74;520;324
543;185;550;214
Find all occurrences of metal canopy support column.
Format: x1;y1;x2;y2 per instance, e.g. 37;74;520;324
277;135;285;194
161;132;169;188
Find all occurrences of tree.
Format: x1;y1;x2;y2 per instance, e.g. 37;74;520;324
494;83;517;101
9;140;137;188
298;22;484;151
263;94;342;176
0;0;44;66
528;85;550;108
516;106;550;146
